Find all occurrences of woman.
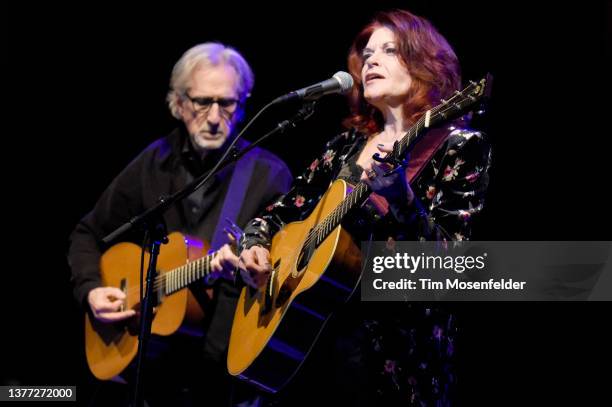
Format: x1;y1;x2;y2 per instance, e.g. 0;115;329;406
239;9;491;406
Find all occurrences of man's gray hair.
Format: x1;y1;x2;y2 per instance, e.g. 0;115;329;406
166;42;254;119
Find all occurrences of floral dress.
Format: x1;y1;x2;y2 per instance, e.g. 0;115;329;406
241;124;492;406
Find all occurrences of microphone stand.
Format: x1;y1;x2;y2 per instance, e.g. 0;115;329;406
101;101;317;407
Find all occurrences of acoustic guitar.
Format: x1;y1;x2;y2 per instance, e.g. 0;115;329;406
86;231;234;380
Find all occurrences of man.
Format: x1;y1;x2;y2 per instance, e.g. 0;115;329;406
68;42;292;405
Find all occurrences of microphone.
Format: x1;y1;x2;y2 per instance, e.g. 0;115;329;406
272;71;354;105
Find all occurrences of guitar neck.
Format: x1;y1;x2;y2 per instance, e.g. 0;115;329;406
162;252;215;295
311;182;370;247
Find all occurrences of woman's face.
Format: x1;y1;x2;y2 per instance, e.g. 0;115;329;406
361;26;412;110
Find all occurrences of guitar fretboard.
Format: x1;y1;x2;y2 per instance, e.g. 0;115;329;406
157;253;215;295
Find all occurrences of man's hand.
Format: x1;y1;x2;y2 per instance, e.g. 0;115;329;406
87;286;136;323
210;243;240;281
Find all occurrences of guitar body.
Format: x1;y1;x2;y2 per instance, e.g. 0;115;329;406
85;232;209;380
228;179;362;392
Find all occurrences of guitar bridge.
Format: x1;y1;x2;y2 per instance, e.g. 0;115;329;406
261;259;281;315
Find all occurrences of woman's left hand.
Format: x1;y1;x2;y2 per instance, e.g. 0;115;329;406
360;142;415;206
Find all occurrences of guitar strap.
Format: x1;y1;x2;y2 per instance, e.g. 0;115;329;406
209;147;259;252
368;126;451;216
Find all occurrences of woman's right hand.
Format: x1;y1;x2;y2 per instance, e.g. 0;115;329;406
239;246;272;289
87;286;136;323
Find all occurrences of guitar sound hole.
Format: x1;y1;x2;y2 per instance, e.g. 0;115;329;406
296;239;315;271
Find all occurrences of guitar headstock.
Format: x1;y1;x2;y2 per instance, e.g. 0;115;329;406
425;73;493;128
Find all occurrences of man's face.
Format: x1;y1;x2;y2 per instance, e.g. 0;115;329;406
178;64;241;153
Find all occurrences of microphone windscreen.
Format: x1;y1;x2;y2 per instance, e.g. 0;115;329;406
332;71;354;94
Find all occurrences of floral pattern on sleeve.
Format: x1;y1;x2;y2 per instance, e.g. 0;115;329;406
411;127;492;241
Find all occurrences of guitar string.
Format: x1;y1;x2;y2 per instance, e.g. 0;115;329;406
118;253;215;298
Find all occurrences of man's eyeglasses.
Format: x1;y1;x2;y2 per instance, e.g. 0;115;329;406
184;93;240;118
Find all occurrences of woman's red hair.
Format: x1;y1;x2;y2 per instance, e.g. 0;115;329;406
345;9;461;134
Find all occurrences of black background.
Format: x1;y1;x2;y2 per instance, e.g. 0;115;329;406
3;1;611;405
